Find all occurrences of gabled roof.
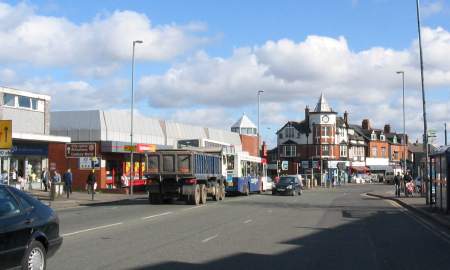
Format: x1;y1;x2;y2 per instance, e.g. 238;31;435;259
336;117;346;128
231;114;257;129
277;120;311;135
314;93;332;112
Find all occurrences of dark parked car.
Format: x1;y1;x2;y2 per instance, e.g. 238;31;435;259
0;185;62;270
272;175;302;196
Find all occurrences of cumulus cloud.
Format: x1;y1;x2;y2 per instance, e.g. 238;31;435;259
138;26;450;145
0;2;208;75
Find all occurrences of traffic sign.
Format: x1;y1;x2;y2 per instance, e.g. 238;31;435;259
282;160;289;171
0;120;12;149
65;143;96;158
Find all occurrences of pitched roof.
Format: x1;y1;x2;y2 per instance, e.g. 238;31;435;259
277;120;311;135
314;93;332;112
231;114;257;129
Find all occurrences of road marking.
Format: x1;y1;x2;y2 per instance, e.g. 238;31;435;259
62;222;123;237
181;205;204;212
244;219;252;224
141;211;172;220
201;234;218;243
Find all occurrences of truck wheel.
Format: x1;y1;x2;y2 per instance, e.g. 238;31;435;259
200;184;207;204
212;185;220;201
190;184;201;205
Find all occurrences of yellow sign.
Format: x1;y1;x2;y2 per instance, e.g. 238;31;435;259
124;145;136;152
0;120;12;149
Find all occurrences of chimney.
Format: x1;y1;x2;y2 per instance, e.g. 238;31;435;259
362;119;371;130
344;111;349;125
384;124;391;134
305;106;310;120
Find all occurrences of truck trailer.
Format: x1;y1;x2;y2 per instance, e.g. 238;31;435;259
145;149;226;205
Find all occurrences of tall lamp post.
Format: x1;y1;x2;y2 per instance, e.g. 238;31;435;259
415;0;430;204
130;40;143;196
396;71;407;176
257;90;264;156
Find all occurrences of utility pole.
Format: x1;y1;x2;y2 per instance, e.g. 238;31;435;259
445;123;448;146
397;71;407;176
416;0;430;204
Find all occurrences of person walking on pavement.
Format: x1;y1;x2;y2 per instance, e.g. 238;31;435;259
87;169;96;195
394;172;401;197
404;172;412;197
41;168;49;192
63;169;73;198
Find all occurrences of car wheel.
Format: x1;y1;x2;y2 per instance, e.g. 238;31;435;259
22;240;47;270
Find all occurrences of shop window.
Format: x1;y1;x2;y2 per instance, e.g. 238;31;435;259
18;96;31;108
4;93;16;106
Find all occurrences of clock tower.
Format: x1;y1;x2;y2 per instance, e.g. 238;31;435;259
309;93;338;158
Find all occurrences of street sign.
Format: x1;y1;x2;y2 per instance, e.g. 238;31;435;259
0;120;12;149
65;143;96;158
0;150;11;157
281;160;288;171
79;157;101;170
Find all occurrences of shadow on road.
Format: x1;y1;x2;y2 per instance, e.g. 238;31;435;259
128;198;450;270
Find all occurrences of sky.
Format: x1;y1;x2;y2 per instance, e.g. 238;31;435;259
0;0;449;147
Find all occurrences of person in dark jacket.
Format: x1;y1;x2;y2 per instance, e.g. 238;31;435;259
394;172;401;197
41;169;49;192
63;169;73;198
87;170;96;194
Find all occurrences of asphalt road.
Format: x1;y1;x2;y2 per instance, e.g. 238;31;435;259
48;184;450;270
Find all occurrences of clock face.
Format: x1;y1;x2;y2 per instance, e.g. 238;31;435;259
322;115;329;123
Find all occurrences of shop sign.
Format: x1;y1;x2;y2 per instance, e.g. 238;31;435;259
281;160;288;171
79;157;101;170
0;120;12;149
11;144;48;156
66;143;96;158
124;145;136;152
136;144;156;153
0;150;11;157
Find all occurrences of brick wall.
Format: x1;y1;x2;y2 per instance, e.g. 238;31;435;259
240;135;259;157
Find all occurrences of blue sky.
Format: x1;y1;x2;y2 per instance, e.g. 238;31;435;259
1;0;449;146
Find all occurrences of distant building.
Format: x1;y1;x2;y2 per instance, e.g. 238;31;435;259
0;86;70;185
230;114;259;157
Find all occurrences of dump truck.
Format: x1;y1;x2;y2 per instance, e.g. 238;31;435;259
145;149;226;205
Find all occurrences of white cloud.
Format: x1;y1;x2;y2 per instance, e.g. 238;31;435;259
138;26;450;146
421;0;445;17
0;2;208;75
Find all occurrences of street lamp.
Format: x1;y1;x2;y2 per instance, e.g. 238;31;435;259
130;40;143;196
257;90;264;156
415;0;430;204
396;71;407;177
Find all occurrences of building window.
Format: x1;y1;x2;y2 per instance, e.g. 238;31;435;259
380;134;385;141
393;151;399;160
18;95;31;108
393;136;397;144
371;132;377;140
4;94;16;106
381;147;386;157
285;126;294;138
322;145;330;156
340;145;347;157
283;145;296;157
278;133;283;139
372;147;377;157
321;126;331;137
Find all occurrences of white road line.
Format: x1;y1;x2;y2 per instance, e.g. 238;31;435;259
62;222;123;237
181;205;204;211
201;234;218;243
141;211;172;220
244;219;252;224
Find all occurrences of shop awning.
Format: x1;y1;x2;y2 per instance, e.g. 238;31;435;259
350;166;369;173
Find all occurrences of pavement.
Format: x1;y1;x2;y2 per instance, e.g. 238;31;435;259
367;185;450;230
27;189;147;210
46;184;450;270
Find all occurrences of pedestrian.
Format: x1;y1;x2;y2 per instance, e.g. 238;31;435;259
52;171;61;183
63;169;73;198
87;169;96;194
394;172;401;197
41;168;49;192
403;172;412;197
0;170;7;185
121;173;129;188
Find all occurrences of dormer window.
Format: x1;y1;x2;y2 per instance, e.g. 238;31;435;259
371;132;377;140
285;126;294;138
380;134;385;141
393;136;397;144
